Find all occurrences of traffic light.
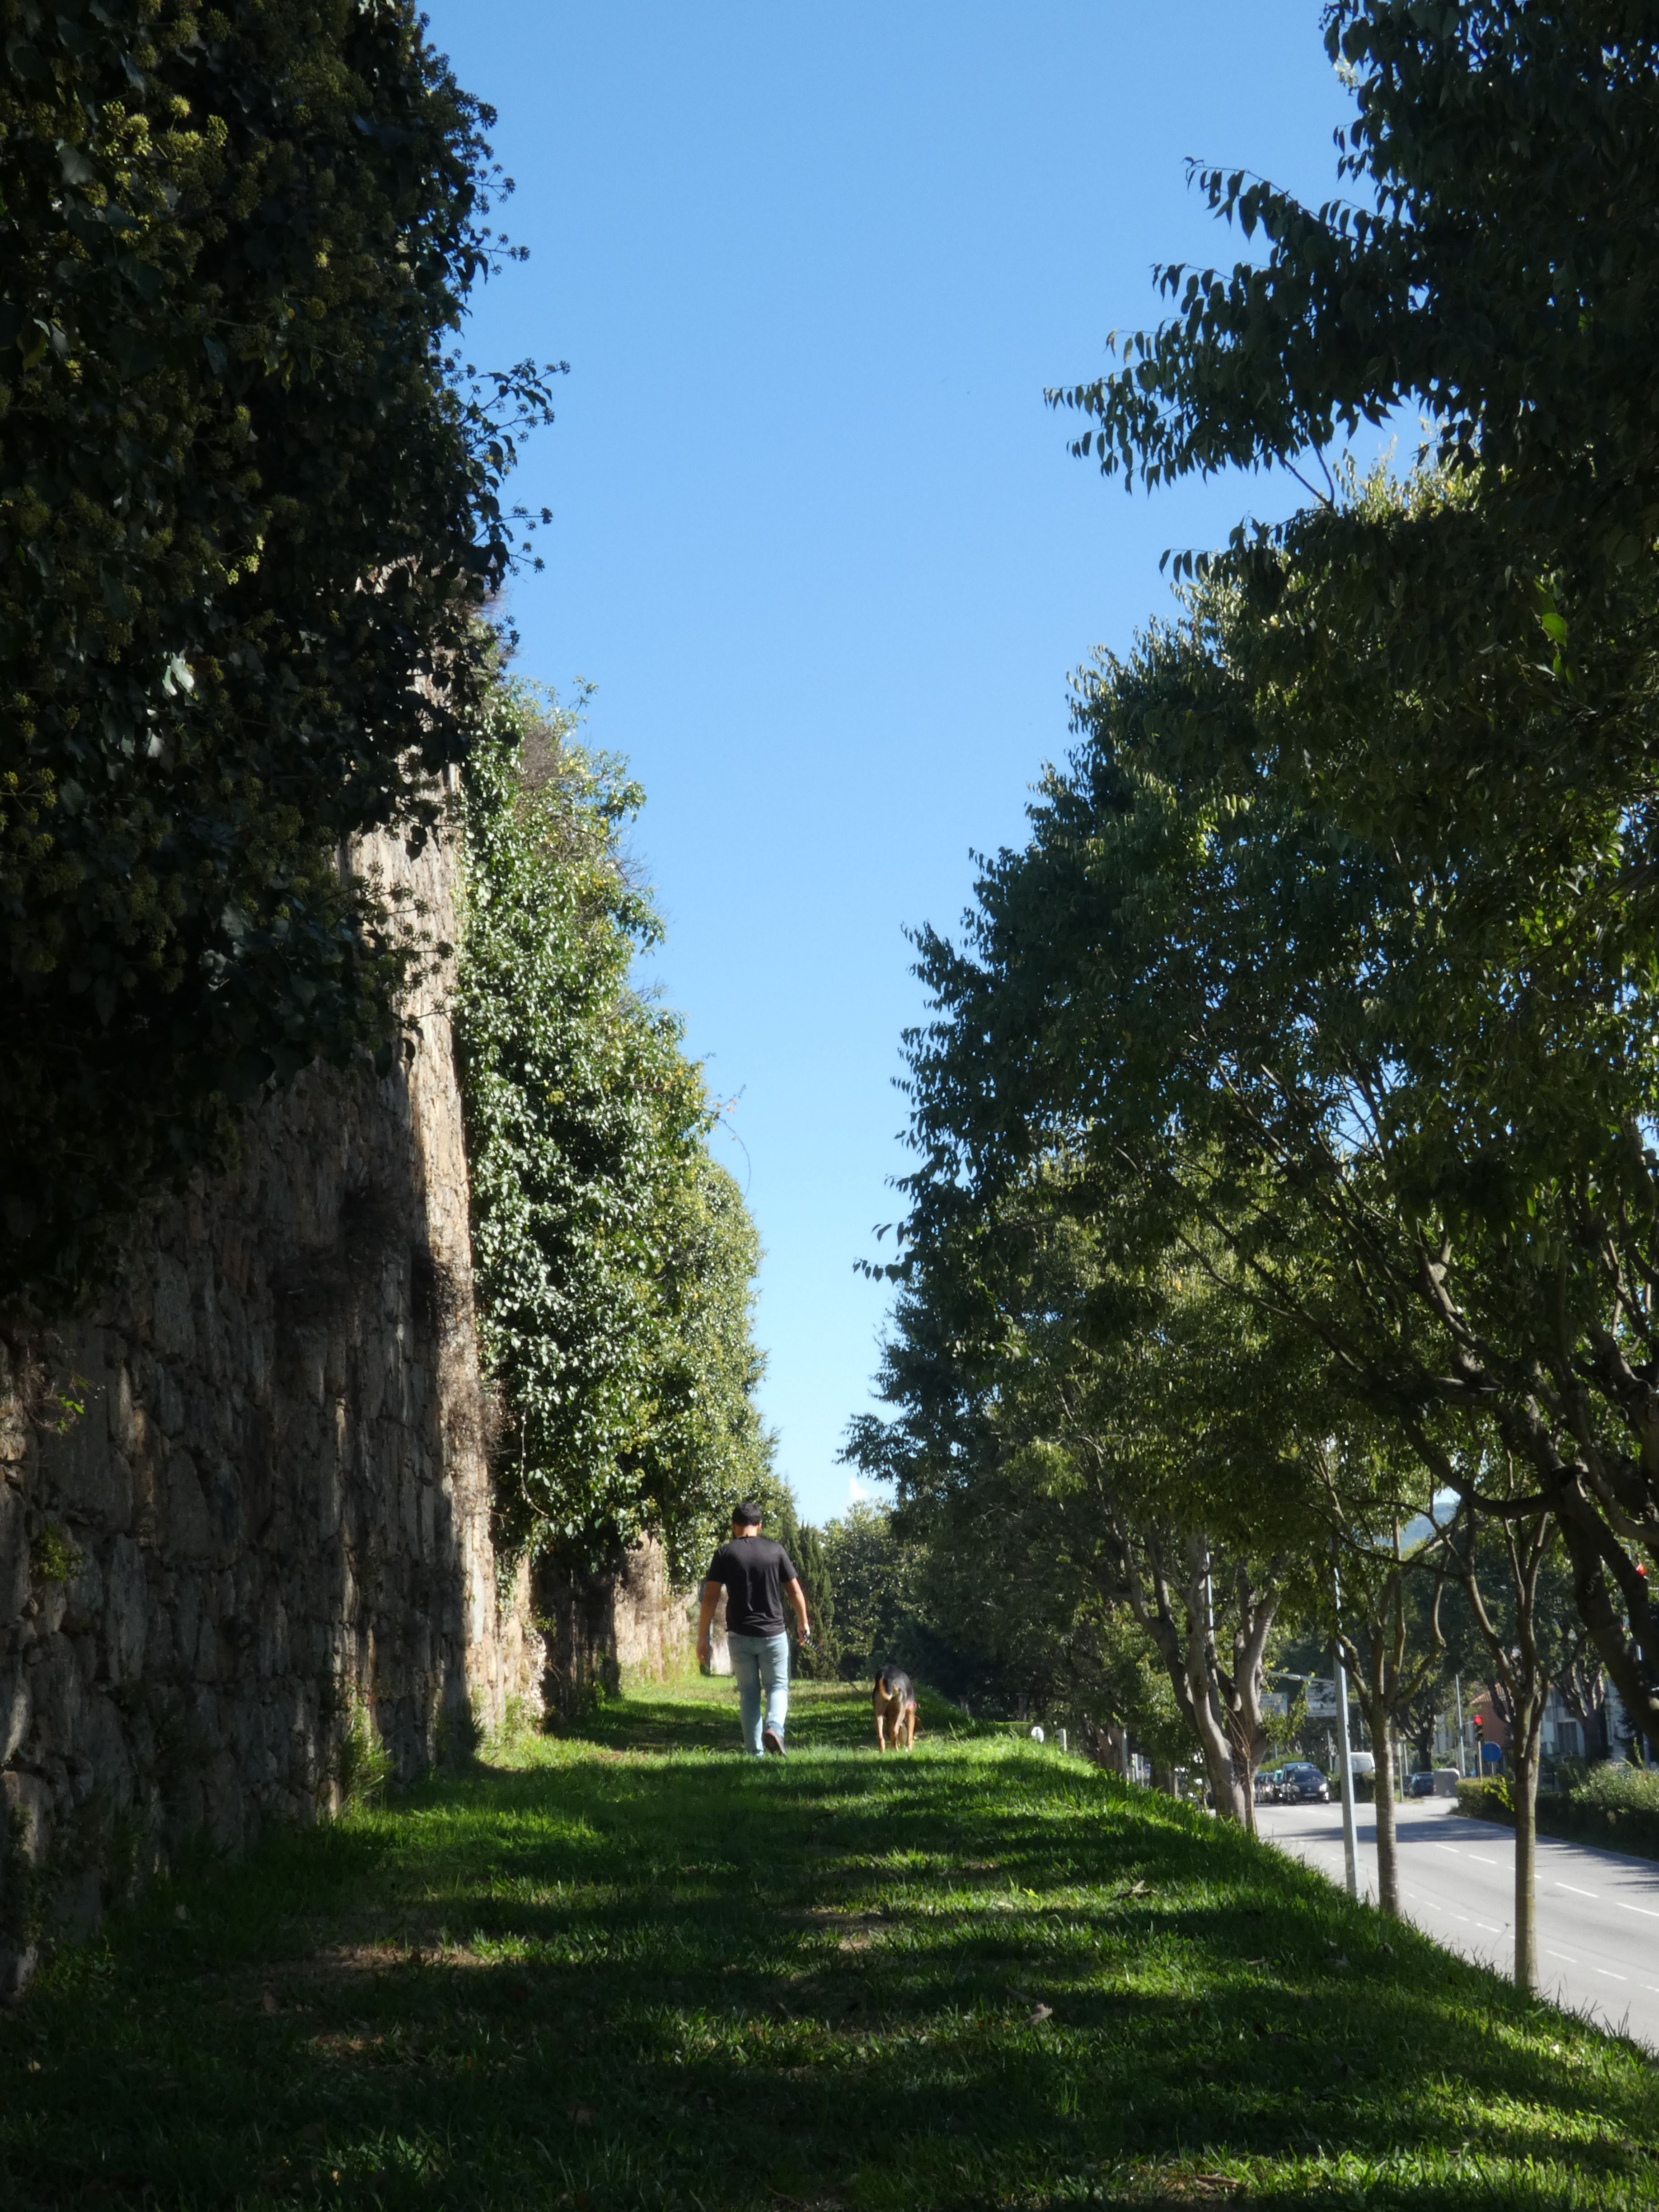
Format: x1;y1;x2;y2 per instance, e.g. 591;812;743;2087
1473;1714;1485;1743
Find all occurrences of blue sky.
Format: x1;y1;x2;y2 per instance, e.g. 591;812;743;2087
423;3;1359;1524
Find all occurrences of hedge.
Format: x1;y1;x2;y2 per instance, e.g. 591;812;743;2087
1457;1774;1659;1863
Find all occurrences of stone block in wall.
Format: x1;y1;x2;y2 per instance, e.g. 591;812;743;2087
162;1448;212;1563
0;1482;26;1630
0;1349;26;1466
0;1660;28;1766
3;1765;52;1854
27;1635;82;1765
103;1535;148;1683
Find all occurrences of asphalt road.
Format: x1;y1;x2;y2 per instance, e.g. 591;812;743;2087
1256;1793;1659;2050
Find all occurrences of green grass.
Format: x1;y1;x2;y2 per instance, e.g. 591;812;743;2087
4;1678;1659;2209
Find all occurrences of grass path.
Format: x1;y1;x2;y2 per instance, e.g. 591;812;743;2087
4;1678;1659;2208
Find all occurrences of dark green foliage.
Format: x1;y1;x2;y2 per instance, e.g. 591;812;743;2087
856;0;1659;1860
887;531;1659;1746
1460;1770;1659;1864
0;0;559;1308
818;1500;919;1680
1055;4;1659;576
1458;1777;1514;1825
4;1678;1657;2209
453;683;770;1578
778;1510;837;1676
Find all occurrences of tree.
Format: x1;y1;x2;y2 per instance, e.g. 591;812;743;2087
818;1502;921;1684
893;544;1659;1756
854;1158;1344;1825
2;0;559;1309
1320;1487;1448;1920
1041;1;1659;1738
1439;1486;1597;1992
455;680;770;1575
784;1518;837;1678
1052;3;1659;752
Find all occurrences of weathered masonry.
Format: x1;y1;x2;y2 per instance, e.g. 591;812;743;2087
0;828;541;1999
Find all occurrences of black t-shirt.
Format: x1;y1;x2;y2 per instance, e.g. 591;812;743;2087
706;1535;799;1637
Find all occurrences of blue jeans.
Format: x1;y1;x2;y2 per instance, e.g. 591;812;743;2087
727;1632;790;1755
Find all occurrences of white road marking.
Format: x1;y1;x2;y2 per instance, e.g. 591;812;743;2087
1467;1855;1503;1867
1434;1843;1462;1856
1547;1950;1575;1962
1476;1922;1502;1934
1597;1970;1628;1982
1617;1901;1659;1919
1557;1883;1598;1899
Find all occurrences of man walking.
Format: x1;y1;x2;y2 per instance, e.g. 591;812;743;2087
697;1500;811;1756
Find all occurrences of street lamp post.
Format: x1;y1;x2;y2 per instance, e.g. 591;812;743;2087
1330;1548;1360;1901
1331;1636;1360;1899
1454;1672;1467;1780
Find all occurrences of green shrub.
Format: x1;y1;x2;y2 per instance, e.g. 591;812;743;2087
335;1702;392;1813
1458;1778;1514;1824
31;1523;82;1586
1454;1768;1659;1863
1572;1763;1659;1815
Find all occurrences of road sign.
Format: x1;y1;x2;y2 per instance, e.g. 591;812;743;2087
1305;1678;1338;1717
1481;1740;1502;1766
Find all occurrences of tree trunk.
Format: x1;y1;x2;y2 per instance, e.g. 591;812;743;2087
1373;1720;1400;1917
1186;1627;1248;1822
1513;1710;1542;1992
1347;1661;1401;1918
1222;1561;1280;1842
1182;1538;1250;1824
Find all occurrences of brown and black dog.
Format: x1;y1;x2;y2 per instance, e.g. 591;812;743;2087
872;1666;919;1752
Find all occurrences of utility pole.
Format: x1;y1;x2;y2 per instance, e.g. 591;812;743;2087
1332;1638;1360;1899
1331;1555;1359;1901
1454;1673;1467;1780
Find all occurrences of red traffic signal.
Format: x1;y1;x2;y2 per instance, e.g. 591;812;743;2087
1473;1715;1485;1738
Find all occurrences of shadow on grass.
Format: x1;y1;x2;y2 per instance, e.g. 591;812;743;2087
567;1674;979;1759
3;1689;1656;2211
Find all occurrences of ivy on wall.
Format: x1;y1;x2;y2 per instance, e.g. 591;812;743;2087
0;0;558;1311
454;680;771;1579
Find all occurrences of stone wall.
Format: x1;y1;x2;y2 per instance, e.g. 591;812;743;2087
533;1538;696;1717
0;823;538;1997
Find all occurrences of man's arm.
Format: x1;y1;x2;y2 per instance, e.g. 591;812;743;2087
696;1579;722;1670
786;1575;811;1641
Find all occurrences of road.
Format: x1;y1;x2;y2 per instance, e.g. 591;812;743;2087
1256;1793;1659;2049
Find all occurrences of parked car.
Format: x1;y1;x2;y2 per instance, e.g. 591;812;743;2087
1255;1767;1285;1803
1405;1768;1437;1798
1276;1761;1331;1804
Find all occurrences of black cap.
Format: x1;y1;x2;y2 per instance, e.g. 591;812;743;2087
731;1500;764;1528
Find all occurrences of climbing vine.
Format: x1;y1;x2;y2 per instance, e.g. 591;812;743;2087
0;0;558;1309
454;680;770;1577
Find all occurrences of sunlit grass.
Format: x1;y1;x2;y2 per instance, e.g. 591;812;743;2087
3;1675;1657;2207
